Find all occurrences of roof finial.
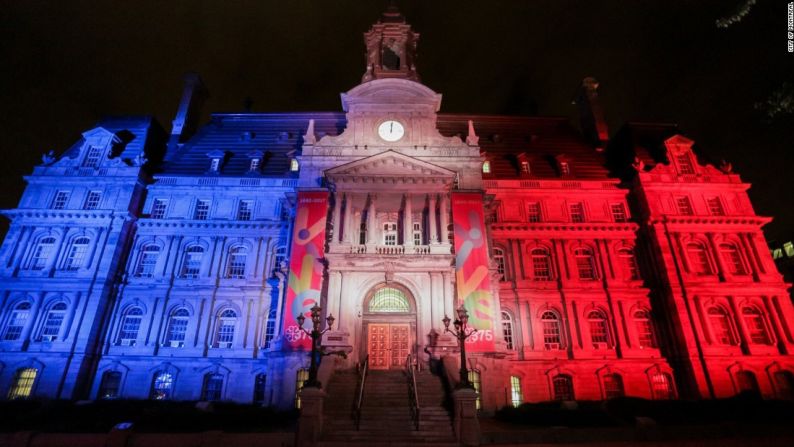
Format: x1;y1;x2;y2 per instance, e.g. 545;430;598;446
466;120;479;146
303;119;317;145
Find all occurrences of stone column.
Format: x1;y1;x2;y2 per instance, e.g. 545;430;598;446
366;194;377;245
440;193;450;244
428;195;438;244
295;386;325;447
404;194;414;246
452;387;481;446
331;192;342;244
342;193;352;244
706;233;727;281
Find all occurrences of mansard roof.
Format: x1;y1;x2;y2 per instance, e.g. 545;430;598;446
162;112;609;179
61;116;162;162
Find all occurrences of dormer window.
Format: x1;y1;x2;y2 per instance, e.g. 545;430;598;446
290;159;300;172
210;158;220;172
520;161;530;175
250;158;260;172
83;146;104;168
559;161;570;176
482;161;491;174
675;153;695;175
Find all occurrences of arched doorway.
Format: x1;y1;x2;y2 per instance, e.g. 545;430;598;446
362;284;417;370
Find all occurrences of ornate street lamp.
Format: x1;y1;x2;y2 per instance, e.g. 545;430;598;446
443;304;478;388
296;303;336;388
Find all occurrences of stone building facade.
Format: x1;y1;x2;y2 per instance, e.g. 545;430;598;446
1;7;793;409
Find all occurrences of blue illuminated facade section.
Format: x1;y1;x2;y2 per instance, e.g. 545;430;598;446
0;106;339;406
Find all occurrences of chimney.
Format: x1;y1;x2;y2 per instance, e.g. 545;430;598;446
166;72;209;160
573;77;609;150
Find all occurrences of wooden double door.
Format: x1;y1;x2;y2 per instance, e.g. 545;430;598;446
367;323;411;370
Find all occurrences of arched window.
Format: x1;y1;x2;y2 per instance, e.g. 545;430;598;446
369;287;410;313
720;243;747;275
165;308;190;347
493;248;506;281
262;307;278;349
214;309;237;348
603;374;624;399
117;307;143;346
135;244;160;278
225;246;247;278
99;371;122;399
180;245;204;278
150;372;174;400
735;371;760;394
650;372;675;399
587;310;610;348
531;247;552;280
574;247;596;280
295;368;309;409
39;302;67;341
553;374;575;400
541;311;563;350
253;374;267;405
468;370;482;409
202;373;224;401
742;307;771;345
3;302;32;341
30;236;56;270
510;376;522;407
8;368;38;399
617;247;640;280
707;306;737;345
63;237;90;271
482;161;491;174
501;311;514;350
633;309;657;348
686;242;712;275
773;371;794;400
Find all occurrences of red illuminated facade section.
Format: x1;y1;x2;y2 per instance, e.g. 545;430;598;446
483;134;794;403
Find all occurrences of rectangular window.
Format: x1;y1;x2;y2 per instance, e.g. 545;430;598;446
527;202;542;223
559;161;570;176
194;200;211;220
610;203;628;222
263;309;277;349
295;369;309;409
706;197;725;216
482;161;491;174
290;159;300;172
569;202;585;223
83;191;102;210
210;158;220;172
676;196;694;215
83;146;103;168
8;368;37;399
413;232;422;246
250;158;260;172
676;153;695;175
468;370;482;410
510;376;523;407
151;199;168;219
520;161;530;175
51;191;70;210
237;200;253;221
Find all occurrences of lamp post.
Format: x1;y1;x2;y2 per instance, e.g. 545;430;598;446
443;304;478;388
296;303;335;388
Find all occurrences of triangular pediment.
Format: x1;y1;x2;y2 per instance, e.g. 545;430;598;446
326;150;455;179
81;127;120;141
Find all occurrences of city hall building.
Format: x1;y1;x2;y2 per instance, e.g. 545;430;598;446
1;8;793;410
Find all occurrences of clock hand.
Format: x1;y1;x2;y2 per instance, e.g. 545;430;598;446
390;122;393;133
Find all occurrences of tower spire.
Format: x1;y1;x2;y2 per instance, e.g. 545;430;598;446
361;3;420;83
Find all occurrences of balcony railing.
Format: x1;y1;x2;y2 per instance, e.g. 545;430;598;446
329;244;448;255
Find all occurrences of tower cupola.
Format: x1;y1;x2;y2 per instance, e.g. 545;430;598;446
361;5;421;83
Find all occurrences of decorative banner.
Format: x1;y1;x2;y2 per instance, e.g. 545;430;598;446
282;190;329;350
452;192;496;351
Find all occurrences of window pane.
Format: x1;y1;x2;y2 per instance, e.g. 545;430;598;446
527;202;542;223
226;247;247;278
468;370;482;409
651;373;674;399
135;245;160;277
610;203;627;222
99;371;122;399
8;368;37;399
541;311;563;350
532;248;552;280
202;374;224;401
369;287;410;313
30;237;56;270
151;372;174;400
215;309;237;346
569;203;585;223
501;311;514;350
52;191;70;210
553;375;574;400
194;200;211;220
4;302;32;341
510;376;522;407
237;201;253;220
151;199;168;219
604;374;624;399
83;191;102;210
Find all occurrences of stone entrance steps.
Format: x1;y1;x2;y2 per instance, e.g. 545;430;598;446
319;368;456;445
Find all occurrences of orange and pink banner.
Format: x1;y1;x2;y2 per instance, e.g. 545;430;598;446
282;190;329;350
452;192;496;351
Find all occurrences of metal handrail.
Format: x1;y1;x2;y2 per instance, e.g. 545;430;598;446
354;355;368;430
406;354;420;430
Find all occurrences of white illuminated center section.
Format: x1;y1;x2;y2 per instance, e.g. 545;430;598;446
378;120;405;142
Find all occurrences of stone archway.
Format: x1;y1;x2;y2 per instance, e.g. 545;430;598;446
361;283;417;370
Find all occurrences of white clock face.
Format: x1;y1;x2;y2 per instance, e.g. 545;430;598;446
378;120;405;142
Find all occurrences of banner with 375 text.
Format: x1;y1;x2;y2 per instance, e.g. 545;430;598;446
451;192;496;351
282;190;328;350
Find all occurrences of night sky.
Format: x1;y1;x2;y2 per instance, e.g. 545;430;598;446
1;1;792;242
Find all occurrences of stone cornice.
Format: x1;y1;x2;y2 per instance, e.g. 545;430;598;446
137;219;287;230
0;209;130;222
653;216;772;226
489;222;639;233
